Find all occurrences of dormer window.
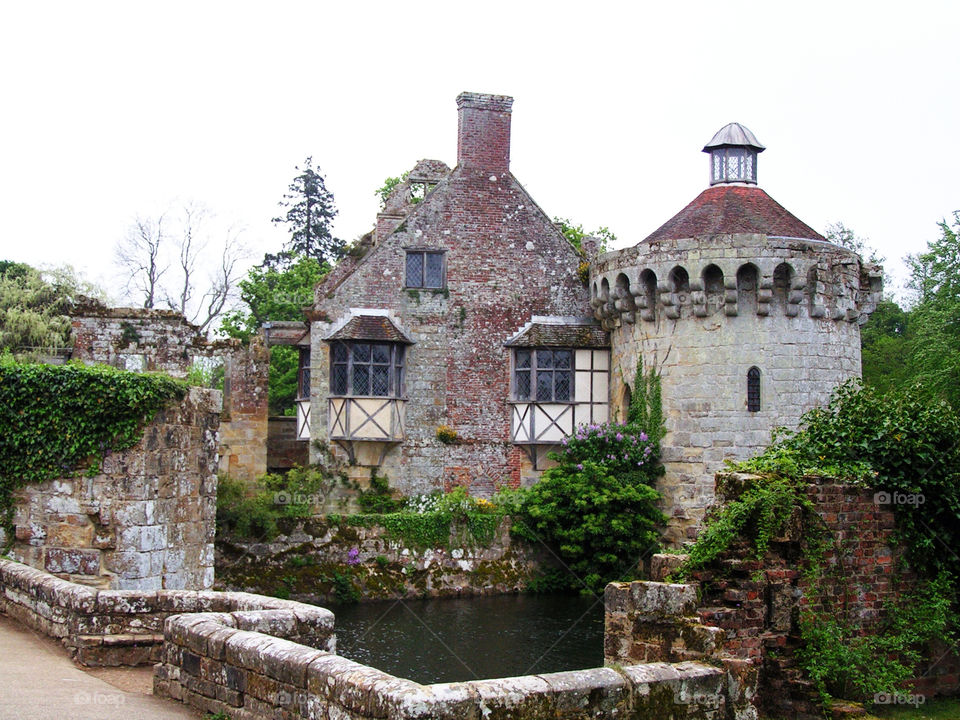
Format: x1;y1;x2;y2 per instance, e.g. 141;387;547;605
703;122;765;186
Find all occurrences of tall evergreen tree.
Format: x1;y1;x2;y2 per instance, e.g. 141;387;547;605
268;157;345;268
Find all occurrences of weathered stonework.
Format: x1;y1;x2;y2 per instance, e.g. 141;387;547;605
7;388;221;591
592;218;881;544
219;336;271;483
215;517;557;602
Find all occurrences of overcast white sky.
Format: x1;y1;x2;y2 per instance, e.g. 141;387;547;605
1;1;957;305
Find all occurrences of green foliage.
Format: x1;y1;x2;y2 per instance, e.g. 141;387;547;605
219;255;327;340
435;424;459;444
675;475;809;578
215;465;337;540
627;361;665;449
218;255;326;414
555;421;661;484
553;217;616;256
735;380;960;579
861;212;960;408
0;360;185;546
357;471;403;514
798;572;956;706
0;262;101;359
512;459;664;595
267;157;345;267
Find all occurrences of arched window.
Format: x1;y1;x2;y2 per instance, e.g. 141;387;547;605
747;366;761;412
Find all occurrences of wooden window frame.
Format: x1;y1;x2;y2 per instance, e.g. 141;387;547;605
512;348;574;403
330;341;405;398
404;250;446;289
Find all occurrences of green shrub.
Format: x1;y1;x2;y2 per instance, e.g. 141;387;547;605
357;471;403;513
0;359;186;547
514;457;664;595
734;379;960;579
798;572;956;705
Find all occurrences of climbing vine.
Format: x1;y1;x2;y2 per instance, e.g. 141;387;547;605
0;358;186;548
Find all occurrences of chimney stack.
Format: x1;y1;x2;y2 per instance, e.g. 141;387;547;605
456;92;513;173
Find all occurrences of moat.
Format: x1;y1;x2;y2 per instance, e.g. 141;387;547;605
325;593;605;684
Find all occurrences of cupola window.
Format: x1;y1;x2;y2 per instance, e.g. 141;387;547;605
703;123;765;186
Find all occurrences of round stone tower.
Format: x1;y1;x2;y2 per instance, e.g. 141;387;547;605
591;123;883;544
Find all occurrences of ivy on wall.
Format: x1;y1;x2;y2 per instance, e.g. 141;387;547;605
0;358;186;547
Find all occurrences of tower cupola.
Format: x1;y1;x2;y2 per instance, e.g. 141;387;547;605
703;122;765;185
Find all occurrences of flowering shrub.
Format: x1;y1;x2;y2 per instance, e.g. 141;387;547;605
557;422;660;485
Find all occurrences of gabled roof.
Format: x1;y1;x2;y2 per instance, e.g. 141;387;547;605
641;186;824;244
505;321;609;348
324;315;413;344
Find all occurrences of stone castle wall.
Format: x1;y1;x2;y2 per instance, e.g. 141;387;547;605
7;388;220;591
592;234;881;543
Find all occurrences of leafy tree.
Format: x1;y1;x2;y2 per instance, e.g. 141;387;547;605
860;299;913;395
553;217;617;256
0;262;102;359
219;255;327;415
268;157;345;267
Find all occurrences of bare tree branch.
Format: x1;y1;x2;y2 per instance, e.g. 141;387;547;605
115;215;168;308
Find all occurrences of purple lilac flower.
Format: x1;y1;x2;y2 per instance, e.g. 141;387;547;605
576;463;584;471
347;547;360;565
639;432;648;441
615;433;623;441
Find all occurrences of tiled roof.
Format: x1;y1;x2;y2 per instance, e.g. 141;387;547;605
325;316;413;344
506;323;609;348
642;186;824;244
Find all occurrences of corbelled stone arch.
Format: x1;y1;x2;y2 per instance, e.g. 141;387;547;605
701;264;724;317
614;273;636;324
772;262;794;316
736;263;760;316
664;265;690;319
638;268;657;322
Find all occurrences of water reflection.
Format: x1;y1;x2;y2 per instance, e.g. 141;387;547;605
321;593;605;685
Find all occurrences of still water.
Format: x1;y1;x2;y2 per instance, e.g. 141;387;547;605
322;593;605;685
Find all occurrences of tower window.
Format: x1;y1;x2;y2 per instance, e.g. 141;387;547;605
747;366;761;412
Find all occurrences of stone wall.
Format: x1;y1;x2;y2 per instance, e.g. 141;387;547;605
592;235;881;544
7;387;220;591
267;416;309;472
220;336;271;483
216;517;556;603
0;557;334;667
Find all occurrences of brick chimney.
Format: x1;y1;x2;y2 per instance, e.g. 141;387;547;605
456;92;513;173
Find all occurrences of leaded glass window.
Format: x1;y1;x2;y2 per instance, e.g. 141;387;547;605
405;250;445;289
747;366;761;412
329;342;405;397
710;148;758;184
297;347;311;399
513;349;573;402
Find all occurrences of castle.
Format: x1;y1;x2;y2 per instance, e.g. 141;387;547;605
273;93;881;540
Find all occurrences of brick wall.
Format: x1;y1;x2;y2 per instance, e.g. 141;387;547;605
310;93;592;497
643;473;960;718
6;388;220;591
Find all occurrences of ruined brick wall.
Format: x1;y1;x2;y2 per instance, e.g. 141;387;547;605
647;473;960;717
593;236;881;543
70;299;207;377
7;388;220;591
310;93;591;496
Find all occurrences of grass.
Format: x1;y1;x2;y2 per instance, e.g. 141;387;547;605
869;697;960;719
